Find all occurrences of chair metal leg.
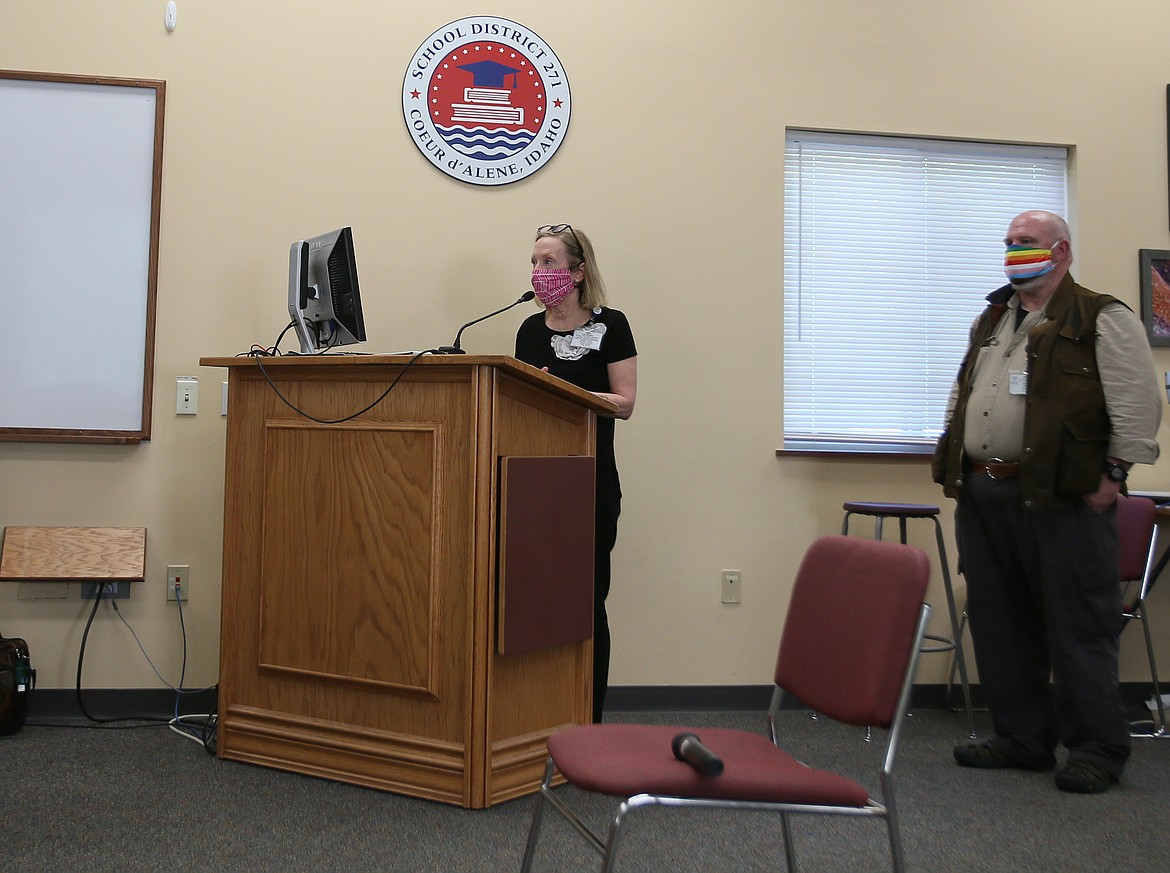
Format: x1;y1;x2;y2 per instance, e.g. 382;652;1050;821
519;759;556;873
1131;608;1168;737
883;784;906;873
944;607;968;702
1142;613;1167;734
780;812;798;873
599;800;638;873
931;517;976;738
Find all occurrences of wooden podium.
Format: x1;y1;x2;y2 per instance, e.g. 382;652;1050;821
199;354;615;808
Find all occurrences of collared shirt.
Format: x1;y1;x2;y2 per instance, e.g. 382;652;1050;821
951;292;1161;465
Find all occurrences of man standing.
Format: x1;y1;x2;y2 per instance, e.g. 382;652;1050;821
934;210;1161;793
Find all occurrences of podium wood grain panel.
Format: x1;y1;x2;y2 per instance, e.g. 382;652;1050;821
203;355;609;807
258;421;439;694
221;703;467;804
485;374;595;754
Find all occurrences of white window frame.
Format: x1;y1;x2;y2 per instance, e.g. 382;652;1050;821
783;130;1068;454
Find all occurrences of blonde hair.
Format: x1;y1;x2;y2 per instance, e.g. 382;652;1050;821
535;225;608;308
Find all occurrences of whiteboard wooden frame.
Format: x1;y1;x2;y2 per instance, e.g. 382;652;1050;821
0;70;164;444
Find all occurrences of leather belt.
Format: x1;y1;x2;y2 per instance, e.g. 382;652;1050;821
969;460;1020;479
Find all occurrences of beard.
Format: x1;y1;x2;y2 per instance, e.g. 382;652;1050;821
1009;273;1048;293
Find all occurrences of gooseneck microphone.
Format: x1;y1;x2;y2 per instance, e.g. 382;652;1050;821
436;290;536;354
671;732;724;776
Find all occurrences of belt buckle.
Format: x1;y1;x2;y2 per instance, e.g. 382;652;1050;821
986;457;1007;480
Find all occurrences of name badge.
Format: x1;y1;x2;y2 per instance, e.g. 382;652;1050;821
1009;370;1028;395
571;322;606;351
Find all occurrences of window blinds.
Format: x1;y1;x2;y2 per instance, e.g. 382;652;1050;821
783;131;1068;452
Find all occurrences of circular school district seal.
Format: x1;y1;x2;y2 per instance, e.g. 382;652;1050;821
402;16;572;186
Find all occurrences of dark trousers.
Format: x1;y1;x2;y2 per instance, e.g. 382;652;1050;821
955;474;1130;775
592;489;620;723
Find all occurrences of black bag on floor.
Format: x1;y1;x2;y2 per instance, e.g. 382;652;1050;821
0;628;35;735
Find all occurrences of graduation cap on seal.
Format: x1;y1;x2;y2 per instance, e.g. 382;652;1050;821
457;59;520;89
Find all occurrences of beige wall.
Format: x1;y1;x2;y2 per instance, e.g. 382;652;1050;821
3;0;1170;692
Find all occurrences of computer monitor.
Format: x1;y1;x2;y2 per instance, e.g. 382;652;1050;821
287;226;366;354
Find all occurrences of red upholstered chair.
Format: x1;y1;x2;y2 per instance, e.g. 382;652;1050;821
518;535;932;873
1116;494;1166;737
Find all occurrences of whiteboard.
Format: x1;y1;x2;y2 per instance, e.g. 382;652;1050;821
0;71;164;443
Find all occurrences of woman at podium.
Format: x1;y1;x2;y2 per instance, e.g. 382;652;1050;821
515;224;638;722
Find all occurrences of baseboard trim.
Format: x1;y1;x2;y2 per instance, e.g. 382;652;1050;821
606;684;775;712
22;682;1160;721
606;682;1159;714
25;687;218;723
604;684;973;712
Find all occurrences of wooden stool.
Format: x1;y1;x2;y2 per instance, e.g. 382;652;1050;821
841;502;975;737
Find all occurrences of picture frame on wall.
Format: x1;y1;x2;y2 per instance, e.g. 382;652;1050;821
1139;248;1170;346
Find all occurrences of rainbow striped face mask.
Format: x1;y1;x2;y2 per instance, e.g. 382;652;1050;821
1004;244;1055;283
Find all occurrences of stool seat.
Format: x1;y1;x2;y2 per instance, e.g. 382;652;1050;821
842;502;941;518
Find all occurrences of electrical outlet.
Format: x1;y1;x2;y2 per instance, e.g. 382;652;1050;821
167;564;189;601
721;570;741;604
81;581;130;600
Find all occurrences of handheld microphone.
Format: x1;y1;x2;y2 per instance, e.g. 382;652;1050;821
436;290;536;354
671;732;724;776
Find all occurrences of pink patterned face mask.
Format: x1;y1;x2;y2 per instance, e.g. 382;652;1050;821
531;269;575;307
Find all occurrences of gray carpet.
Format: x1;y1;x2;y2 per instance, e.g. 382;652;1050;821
4;708;1170;872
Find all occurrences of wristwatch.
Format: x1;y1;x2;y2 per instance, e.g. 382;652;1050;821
1103;461;1128;483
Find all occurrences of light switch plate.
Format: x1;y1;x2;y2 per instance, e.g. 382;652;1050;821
176;376;197;414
